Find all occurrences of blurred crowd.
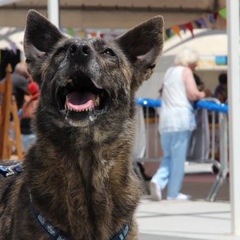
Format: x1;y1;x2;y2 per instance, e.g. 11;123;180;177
0;62;39;153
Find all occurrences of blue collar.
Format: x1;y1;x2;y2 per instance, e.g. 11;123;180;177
29;192;69;239
29;192;130;240
110;221;130;240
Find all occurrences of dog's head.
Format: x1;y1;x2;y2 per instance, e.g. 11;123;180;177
24;10;163;138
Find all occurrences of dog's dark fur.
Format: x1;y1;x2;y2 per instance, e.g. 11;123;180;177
0;10;163;240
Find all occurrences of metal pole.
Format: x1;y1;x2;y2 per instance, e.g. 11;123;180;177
145;107;149;158
47;0;59;28
227;0;240;236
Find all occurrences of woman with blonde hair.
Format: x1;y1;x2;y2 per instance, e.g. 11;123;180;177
150;48;209;201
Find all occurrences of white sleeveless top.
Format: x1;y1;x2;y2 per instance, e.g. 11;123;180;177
159;66;196;133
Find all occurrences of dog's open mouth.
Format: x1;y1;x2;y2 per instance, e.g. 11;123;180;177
57;71;109;121
65;92;100;112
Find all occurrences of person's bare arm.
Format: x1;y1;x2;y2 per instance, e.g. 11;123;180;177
183;67;205;101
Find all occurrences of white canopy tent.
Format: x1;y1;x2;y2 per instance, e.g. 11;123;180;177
0;0;60;57
0;27;24;52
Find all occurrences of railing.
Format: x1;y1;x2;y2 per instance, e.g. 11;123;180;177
134;98;229;201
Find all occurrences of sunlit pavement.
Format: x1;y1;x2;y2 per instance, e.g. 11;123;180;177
137;197;238;240
136;165;240;240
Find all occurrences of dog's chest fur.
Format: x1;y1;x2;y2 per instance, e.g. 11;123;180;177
0;139;141;240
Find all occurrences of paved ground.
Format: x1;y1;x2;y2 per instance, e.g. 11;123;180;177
139;234;205;240
136;163;240;240
137;198;233;240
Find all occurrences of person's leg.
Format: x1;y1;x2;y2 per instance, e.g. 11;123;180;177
167;130;191;199
150;132;172;200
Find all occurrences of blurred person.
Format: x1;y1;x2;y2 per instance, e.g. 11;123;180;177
150;48;208;201
193;73;204;91
0;62;30;109
20;79;40;153
193;73;212;99
1;62;30;109
12;62;31;109
214;72;227;103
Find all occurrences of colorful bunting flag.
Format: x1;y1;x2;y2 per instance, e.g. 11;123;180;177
179;24;187;33
219;8;227;19
67;28;75;36
185;22;194;37
195;18;208;28
77;30;86;38
207;13;219;23
194;20;202;28
172;26;181;38
109;33;119;38
89;32;97;38
162;7;225;40
165;28;172;39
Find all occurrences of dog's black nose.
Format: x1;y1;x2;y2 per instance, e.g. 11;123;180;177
68;43;91;60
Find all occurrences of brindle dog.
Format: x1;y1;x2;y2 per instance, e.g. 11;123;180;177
0;10;163;240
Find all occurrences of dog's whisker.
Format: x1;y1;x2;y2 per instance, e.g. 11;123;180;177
65;108;70;120
89;109;98;122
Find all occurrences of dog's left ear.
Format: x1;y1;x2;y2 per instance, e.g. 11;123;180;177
116;16;164;88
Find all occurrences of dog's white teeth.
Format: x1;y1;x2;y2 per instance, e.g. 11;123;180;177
95;96;100;106
65;96;69;109
64;105;93;112
85;106;93;112
64;95;96;112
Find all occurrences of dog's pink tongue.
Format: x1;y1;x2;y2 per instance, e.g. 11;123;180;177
66;92;96;111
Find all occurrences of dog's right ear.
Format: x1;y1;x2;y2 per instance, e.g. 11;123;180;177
24;10;66;84
115;16;164;91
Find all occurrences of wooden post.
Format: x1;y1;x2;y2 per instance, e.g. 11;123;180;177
11;95;23;160
0;64;12;160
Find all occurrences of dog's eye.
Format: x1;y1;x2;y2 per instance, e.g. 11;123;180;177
56;47;66;55
102;48;115;56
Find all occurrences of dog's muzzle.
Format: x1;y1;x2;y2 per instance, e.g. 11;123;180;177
57;70;110;124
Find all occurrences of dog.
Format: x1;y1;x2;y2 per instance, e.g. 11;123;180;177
0;10;163;240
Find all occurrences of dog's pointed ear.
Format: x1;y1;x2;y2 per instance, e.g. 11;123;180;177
24;10;66;84
116;16;164;89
